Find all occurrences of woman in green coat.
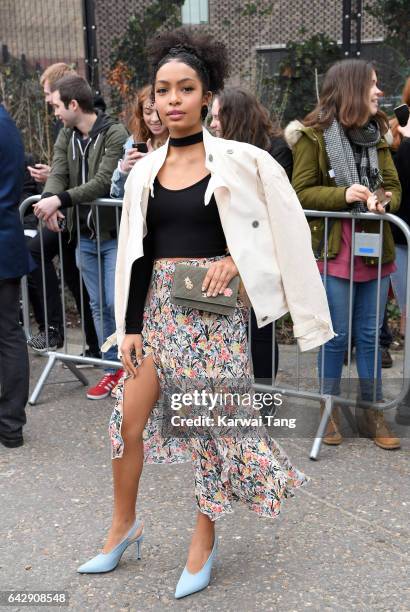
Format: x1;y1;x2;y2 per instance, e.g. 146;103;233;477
288;59;401;450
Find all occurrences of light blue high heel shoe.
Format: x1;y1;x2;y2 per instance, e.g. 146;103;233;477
174;537;218;599
77;519;143;574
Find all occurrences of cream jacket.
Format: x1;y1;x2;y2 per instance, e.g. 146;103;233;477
106;127;335;356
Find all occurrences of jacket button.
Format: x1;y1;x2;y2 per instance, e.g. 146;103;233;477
262;316;268;321
252;220;259;228
208;154;213;162
227;149;234;154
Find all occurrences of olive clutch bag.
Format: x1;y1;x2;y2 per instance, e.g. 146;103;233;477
170;264;240;316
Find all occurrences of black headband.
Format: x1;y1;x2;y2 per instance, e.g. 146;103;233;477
156;45;210;90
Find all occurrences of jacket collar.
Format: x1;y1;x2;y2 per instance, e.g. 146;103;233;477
147;127;229;206
285;120;391;151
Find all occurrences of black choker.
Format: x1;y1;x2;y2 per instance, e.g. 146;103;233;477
169;131;203;147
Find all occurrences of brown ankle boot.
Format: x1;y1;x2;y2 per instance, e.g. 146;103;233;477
320;404;343;445
358;408;401;450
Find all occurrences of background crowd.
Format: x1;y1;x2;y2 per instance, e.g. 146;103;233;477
1;57;410;450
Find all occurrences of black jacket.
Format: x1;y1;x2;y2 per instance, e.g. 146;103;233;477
21;154;41;230
392;137;410;245
268;137;293;180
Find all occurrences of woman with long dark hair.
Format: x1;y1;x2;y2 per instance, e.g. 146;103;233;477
77;29;334;598
211;87;292;179
288;59;401;449
210;87;292;390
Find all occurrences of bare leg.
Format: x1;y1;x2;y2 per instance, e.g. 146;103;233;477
185;511;215;573
103;354;159;552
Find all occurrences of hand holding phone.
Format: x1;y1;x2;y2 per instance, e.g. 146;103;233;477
121;144;148;173
132;142;149;153
373;186;391;209
394;104;410;128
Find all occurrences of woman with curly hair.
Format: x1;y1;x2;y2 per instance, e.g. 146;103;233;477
110;84;168;198
78;29;334;598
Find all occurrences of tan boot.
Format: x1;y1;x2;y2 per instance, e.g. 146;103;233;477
320;404;343;445
358;408;401;450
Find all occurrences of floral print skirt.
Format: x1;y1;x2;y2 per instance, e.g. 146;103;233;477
109;257;308;521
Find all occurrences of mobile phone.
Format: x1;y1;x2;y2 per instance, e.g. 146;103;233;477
394;103;410;127
132;142;148;153
57;217;66;230
373;186;391;208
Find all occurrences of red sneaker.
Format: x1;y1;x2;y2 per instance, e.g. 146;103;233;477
86;369;124;400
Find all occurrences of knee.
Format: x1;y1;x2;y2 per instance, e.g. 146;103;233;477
121;420;144;443
88;299;100;317
325;330;348;351
104;299;115;321
355;328;377;348
107;298;115;313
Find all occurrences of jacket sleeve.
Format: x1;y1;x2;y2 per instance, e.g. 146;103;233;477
110;136;133;199
64;125;128;205
256;150;335;352
292;133;347;211
110;164;129;199
42;129;70;196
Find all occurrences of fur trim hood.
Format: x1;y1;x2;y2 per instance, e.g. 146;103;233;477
284;120;305;149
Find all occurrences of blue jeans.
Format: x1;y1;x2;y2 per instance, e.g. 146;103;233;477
319;275;390;401
76;237;118;372
390;244;407;314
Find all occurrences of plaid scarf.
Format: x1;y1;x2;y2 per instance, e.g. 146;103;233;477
323;119;381;212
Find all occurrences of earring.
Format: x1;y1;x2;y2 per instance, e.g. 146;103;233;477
201;105;208;121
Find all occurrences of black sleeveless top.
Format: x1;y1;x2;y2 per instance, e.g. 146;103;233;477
125;174;227;333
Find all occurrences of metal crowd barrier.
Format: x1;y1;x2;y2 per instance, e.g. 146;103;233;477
253;208;410;459
20;195;123;404
20;197;410;460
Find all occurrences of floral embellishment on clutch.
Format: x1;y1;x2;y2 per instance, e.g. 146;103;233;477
223;287;233;297
184;276;194;290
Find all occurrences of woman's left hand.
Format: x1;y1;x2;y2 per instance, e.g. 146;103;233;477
202;256;239;297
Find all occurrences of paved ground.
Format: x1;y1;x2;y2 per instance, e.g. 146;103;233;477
1;341;410;612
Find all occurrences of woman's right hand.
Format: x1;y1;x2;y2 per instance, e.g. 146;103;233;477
345;183;371;204
120;139;153;173
120;334;143;378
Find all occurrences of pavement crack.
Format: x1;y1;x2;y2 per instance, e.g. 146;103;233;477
299;488;410;560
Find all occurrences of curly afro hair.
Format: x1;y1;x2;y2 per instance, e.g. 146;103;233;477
147;28;229;93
